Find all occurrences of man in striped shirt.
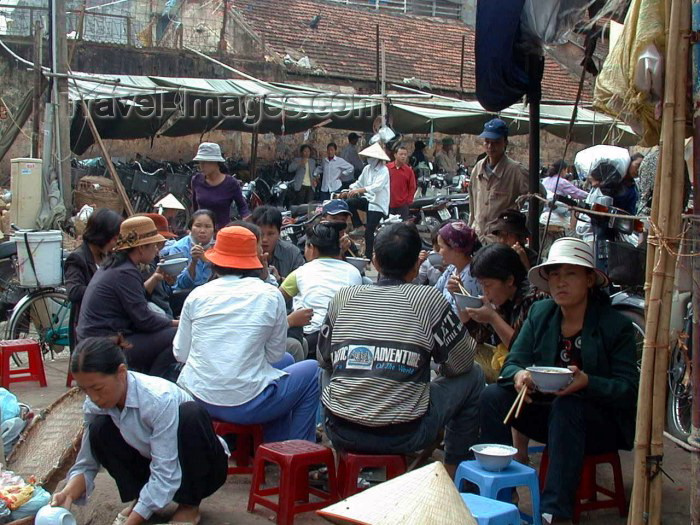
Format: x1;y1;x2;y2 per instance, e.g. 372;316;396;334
318;223;485;475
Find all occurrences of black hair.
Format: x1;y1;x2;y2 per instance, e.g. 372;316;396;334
327;142;338;150
414;140;426;151
306;222;345;257
228;220;262;241
71;336;127;375
188;209;216;230
82;209;123;248
101;249;131;270
300;144;311;154
470;243;527;287
374;223;422;279
546;159;568;178
211;264;261;279
396;145;408;153
250;205;283;232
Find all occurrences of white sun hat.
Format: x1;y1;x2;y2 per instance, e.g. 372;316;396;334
316;462;476;525
154;193;185;211
359;142;390;162
528;237;609;292
193;142;225;163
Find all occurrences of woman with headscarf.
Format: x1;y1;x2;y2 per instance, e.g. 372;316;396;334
340;142;391;261
433;221;482;314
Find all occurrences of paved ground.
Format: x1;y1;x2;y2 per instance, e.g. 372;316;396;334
9;353;693;524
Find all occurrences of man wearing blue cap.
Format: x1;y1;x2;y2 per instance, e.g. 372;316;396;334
468;118;528;241
321;200;357;259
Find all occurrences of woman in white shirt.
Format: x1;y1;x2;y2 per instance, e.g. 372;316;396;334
280;222;363;358
52;336;227;525
174;226;320;443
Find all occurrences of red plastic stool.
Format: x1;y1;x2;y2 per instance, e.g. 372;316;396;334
247;440;338;525
211;420;263;475
337;451;406;498
0;339;47;389
539;450;627;523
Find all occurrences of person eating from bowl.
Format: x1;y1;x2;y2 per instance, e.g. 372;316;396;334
250;206;305;280
479;237;638;525
490;209;538;270
433;221;481;314
53;336;228;525
321;200;358;259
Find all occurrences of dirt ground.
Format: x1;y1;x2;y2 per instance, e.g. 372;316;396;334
9;353;693;524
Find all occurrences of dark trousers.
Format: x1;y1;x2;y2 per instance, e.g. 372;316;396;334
123;327;177;378
304;330;320;360
291;186;314;205
480;385;619;519
346;196;384;260
326;364;484;465
389;205;410;221
89;402;228;508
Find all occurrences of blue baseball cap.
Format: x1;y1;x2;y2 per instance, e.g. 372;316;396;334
479;118;509;140
322;200;351;216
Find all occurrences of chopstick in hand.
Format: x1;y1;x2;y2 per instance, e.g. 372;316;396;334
452;270;469;296
503;387;527;425
514;386;527;419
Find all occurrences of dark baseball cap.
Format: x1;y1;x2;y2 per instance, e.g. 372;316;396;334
479;118;509;140
491;209;529;237
322;200;351;216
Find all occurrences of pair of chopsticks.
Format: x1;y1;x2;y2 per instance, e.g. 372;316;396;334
503;387;528;425
453;269;469;296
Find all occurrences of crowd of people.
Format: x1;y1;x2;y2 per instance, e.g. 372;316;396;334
55;119;641;525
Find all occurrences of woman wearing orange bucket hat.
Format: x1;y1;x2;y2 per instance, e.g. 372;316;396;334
173;226;321;442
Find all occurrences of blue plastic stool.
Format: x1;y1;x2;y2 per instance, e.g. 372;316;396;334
461;493;521;525
454;460;541;525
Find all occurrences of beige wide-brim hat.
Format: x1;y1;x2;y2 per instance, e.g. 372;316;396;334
193;142;225;163
359;142;390;162
528;237;609;292
115;216;167;251
317;462;476;525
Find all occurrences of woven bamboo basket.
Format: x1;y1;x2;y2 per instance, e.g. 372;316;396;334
73;176;124;215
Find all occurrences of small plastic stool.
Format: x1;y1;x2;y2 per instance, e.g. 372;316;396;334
247;440;338;525
454;460;541;525
461;493;521;525
211;420;263;475
0;339;47;389
336;451;406;498
539;450;627;523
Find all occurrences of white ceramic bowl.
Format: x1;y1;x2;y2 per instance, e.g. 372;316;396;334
35;506;77;525
157;257;188;276
527;366;574;393
454;293;483;310
346;257;370;272
470;444;518;472
427;252;444;267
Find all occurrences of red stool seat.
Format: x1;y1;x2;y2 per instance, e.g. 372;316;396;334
337;451;406;498
0;339;47;389
211;420;263;475
539;450;627;523
247;440;338;525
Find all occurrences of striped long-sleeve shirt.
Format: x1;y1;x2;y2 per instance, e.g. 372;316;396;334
318;280;476;427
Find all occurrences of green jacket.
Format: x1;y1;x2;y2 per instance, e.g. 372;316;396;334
499;298;639;449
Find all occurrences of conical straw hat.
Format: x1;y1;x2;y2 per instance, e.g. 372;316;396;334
359;142;390;162
154;193;185;210
317;462;476;525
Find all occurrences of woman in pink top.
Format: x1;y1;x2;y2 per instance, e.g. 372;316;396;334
542;160;588;200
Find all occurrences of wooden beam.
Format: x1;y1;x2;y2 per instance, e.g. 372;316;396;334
80;100;135;216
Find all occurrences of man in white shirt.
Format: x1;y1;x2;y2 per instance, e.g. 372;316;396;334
340;132;365;181
339;142;391;260
317;142;355;201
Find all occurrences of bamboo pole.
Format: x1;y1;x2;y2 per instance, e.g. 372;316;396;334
628;0;682;521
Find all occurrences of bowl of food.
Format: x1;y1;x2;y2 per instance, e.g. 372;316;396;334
157;257;188;276
526;366;574;393
454;293;483;310
346;257;370;272
427;252;444;267
470;444;518;472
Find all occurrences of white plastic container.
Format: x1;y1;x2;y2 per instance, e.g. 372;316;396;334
12;230;63;287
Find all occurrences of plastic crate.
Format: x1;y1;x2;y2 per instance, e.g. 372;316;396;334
131;171;161;194
607;240;646;287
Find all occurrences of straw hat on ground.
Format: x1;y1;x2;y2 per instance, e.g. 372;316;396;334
115;216;167;251
193;142;225;163
205;226;262;270
528;237;609;292
359;142;390;162
317;462;476;525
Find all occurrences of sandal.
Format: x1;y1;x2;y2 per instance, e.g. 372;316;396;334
111;514;128;525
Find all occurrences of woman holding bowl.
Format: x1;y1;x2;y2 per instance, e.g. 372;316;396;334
433;221;481;314
479;237;638;525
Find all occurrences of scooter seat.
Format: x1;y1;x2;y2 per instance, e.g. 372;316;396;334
412;196;438;208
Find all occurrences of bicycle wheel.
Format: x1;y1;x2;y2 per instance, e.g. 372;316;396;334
666;320;692;441
7;289;71;356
